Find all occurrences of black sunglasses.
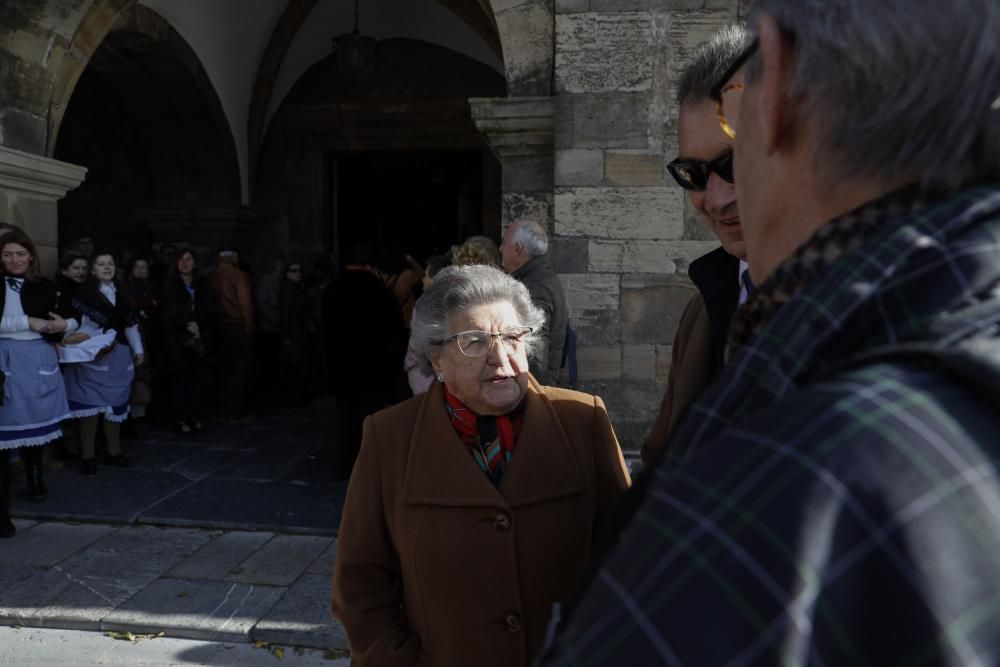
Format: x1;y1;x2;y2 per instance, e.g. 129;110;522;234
667;151;734;191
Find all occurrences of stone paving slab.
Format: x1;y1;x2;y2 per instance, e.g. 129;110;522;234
168;447;240;480
253;574;347;650
306;539;337;576
102;578;288;642
4;547;184;630
0;626;350;666
138;479;344;535
168;531;275;580
0;564;45;606
90;525;214;558
212;439;319;482
0;521;116;567
227;535;332;586
10;468;194;525
11;518;37;531
2;401;348;649
286;449;339;484
122;441;207;471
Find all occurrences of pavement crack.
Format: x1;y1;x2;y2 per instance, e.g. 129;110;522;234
211;584;255;638
52;565;117;607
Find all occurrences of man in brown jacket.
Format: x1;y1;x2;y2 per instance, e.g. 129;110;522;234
641;24;754;465
206;247;255;421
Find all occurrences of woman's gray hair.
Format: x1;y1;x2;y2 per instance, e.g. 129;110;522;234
746;0;1000;190
410;264;546;375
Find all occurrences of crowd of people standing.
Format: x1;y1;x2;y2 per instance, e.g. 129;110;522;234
0;222;571;536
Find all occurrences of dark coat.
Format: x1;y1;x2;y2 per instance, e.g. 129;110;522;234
511;256;569;380
332;378;631;667
539;187;1000;667
279;279;309;365
0;274;66;344
322;268;407;398
54;273;82;316
156;273;214;369
641;247;740;464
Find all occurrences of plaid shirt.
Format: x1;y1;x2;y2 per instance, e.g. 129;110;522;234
538;187;1000;666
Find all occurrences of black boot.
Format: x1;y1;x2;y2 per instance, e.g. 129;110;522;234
0;451;14;538
23;446;47;504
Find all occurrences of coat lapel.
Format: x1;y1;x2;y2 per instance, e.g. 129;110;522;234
401;378;585;509
402;381;507;507
499;377;584;507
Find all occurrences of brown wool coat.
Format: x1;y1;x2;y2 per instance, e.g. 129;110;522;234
640;292;715;466
332;378;631;667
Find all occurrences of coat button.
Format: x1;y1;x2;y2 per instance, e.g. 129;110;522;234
503;612;522;632
492;512;511;531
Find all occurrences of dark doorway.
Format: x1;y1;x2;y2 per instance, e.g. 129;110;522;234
55;27;240;255
331;150;497;266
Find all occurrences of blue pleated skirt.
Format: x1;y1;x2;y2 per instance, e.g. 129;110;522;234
0;338;70;450
64;342;134;423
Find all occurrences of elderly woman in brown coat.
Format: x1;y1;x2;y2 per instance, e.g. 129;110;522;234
332;264;630;667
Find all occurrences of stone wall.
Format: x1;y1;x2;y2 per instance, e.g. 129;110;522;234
0;145;87;274
552;0;744;450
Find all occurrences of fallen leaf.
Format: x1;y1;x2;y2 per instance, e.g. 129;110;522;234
270;645;285;659
253;640;270;649
323;649;351;660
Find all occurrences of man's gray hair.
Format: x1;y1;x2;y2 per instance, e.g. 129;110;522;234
510;220;549;258
746;0;1000;189
410;264;545;375
676;23;751;105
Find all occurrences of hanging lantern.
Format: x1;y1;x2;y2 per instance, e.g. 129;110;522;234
333;0;375;78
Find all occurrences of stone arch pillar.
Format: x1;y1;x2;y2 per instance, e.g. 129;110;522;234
0;146;87;275
487;0;553;96
470;97;554;233
46;0;137;158
472;1;556;236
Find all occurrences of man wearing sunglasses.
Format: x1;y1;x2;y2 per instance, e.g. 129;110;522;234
540;0;1000;664
641;24;754;466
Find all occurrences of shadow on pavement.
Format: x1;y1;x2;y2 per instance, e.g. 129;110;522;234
10;398;347;536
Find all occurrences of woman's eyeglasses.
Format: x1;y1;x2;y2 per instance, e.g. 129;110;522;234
667;151;734;191
438;327;533;358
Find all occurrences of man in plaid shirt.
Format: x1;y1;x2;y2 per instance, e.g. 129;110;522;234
539;1;1000;665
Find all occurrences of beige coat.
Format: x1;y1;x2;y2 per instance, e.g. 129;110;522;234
332;378;631;667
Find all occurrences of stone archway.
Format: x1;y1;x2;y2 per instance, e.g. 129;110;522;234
486;0;553;96
254;37;507;264
46;0;136;158
52;4;242;256
246;0;510;193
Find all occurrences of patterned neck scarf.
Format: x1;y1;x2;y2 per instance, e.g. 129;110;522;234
444;385;526;486
727;185;932;357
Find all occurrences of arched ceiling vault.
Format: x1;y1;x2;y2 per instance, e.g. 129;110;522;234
246;0;505;188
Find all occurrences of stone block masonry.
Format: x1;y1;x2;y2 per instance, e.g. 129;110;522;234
552;0;743;450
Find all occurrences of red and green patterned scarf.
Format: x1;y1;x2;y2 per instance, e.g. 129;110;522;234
443;386;525;486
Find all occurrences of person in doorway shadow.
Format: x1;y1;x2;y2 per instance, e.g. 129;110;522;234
322;242;408;481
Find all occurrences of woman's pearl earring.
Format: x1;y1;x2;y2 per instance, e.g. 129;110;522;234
436;373;444;382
